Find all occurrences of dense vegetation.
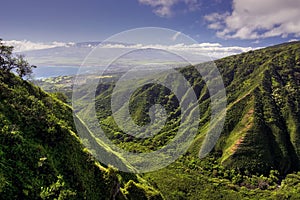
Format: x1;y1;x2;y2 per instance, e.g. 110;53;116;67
0;42;163;199
79;41;300;199
4;41;300;199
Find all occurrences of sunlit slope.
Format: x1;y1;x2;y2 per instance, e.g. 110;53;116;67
94;41;300;174
0;70;163;199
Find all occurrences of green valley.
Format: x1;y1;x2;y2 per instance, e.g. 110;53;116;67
2;40;300;199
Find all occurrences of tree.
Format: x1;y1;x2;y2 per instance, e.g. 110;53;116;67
0;39;36;78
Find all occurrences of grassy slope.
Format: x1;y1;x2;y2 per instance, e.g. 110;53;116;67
91;42;300;199
0;71;163;199
141;42;300;199
36;42;300;199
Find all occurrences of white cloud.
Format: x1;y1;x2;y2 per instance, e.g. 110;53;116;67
204;12;229;23
138;0;200;17
99;42;258;58
5;40;259;66
205;0;300;39
3;40;75;52
204;12;229;30
289;39;299;42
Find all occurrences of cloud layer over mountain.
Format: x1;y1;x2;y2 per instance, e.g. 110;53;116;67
5;40;257;62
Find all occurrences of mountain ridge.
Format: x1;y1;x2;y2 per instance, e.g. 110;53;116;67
22;41;300;199
0;69;163;199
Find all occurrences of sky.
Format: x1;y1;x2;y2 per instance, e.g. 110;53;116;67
1;0;300;52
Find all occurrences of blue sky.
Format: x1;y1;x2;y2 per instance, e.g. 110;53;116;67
1;0;300;49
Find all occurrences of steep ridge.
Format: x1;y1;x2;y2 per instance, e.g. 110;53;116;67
0;70;163;199
215;42;300;174
93;41;300;175
34;41;300;199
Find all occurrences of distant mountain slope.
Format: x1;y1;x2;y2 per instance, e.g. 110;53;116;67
215;41;300;174
0;70;163;199
92;41;300;175
34;41;300;199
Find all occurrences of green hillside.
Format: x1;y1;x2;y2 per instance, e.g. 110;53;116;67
94;41;300;173
215;41;300;175
0;60;163;198
90;41;300;199
6;41;300;199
